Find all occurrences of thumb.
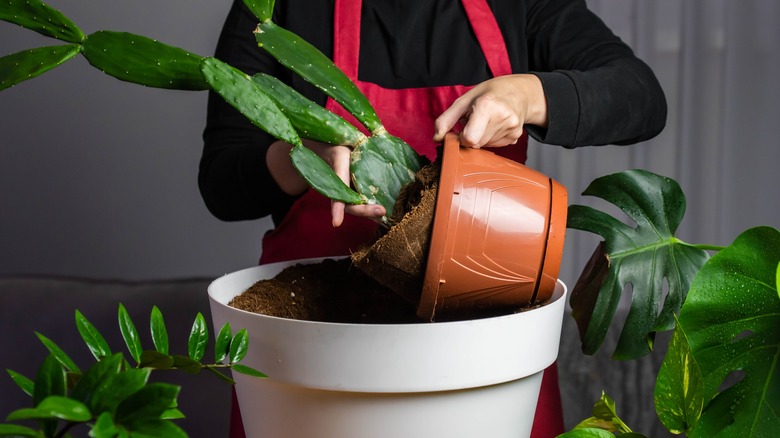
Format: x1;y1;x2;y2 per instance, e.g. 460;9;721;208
434;97;471;142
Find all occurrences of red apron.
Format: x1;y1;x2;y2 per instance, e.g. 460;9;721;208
233;0;563;436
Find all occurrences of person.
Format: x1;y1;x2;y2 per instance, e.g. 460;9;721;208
200;0;667;436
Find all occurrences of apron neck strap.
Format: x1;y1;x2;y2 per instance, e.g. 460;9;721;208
333;0;513;79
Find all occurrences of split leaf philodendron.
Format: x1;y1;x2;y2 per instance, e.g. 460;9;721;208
563;169;779;437
566;170;710;359
0;0;425;221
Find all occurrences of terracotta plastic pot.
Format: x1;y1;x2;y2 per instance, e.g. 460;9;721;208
208;258;568;438
419;133;568;320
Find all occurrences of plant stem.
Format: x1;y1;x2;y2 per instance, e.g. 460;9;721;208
689;243;726;252
54;421;78;438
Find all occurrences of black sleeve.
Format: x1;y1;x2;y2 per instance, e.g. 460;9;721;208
522;0;667;147
199;1;297;223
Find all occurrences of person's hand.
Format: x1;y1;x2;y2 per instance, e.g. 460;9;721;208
433;74;548;148
266;139;385;227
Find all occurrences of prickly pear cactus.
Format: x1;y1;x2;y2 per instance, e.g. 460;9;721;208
247;0;425;218
0;0;426;222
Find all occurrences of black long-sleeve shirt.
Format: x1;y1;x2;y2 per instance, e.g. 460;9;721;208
200;0;667;224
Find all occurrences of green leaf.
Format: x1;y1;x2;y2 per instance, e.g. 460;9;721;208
7;369;34;397
35;332;81;374
567;170;710;359
351;131;423;215
776;261;779;300
187;313;208;362
201;57;301;147
0;0;84;43
33;355;66;406
90;412;118;438
159;409;185;420
289;144;364;204
654;316;704;434
118;304;143;365
557;429;616;438
115;383;180;428
171;355;202;375
7;396;91;422
0;44;81;92
230;364;267;379
214;323;232;363
75;310;111;360
81;31;207;90
571;392;633;434
251;73;364;146
242;0;275;22
138;351;174;370
90;368;151;415
70;354;123;410
0;424;40;437
228;329;249;364
149;306;168;355
125;419;187;438
677;226;780;437
255;20;382;132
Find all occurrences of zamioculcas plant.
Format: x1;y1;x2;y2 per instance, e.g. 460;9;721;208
559;170;779;437
0;0;425;223
0;305;265;438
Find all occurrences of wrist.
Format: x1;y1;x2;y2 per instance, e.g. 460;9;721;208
267;141;307;196
522;74;549;128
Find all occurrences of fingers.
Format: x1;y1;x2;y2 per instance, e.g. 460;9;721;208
331;200;346;228
295;140;387;227
433;96;471;142
434;74;548;149
462;106;524;148
332;202;386;227
457;93;525;148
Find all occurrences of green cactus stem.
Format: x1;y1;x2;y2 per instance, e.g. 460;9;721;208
0;44;81;91
289;144;365;205
251;73;366;147
201;57;364;205
253;20;382;134
1;0;84;44
351;131;426;214
82;31;208;90
243;0;275;22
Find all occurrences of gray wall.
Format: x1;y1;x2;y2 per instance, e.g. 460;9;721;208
0;0;270;280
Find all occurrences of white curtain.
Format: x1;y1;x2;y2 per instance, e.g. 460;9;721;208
529;0;780;289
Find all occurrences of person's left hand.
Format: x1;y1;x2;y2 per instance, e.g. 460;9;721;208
433;74;548;148
300;140;386;228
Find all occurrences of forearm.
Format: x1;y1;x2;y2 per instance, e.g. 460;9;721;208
529;57;667;147
525;0;668;147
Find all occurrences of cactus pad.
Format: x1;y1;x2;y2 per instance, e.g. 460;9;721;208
0;44;81;91
82;31;208;90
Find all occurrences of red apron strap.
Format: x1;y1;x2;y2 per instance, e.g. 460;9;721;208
332;0;362;79
461;0;513;77
333;0;513;81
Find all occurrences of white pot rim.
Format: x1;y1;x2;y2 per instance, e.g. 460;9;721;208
208;258;567;393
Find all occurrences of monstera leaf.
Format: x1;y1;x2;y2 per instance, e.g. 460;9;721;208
567;170;710;359
659;226;779;437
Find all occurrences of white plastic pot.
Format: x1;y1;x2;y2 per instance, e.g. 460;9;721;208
208;258;567;438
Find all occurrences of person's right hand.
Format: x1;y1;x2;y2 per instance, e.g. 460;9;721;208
266;139;385;227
